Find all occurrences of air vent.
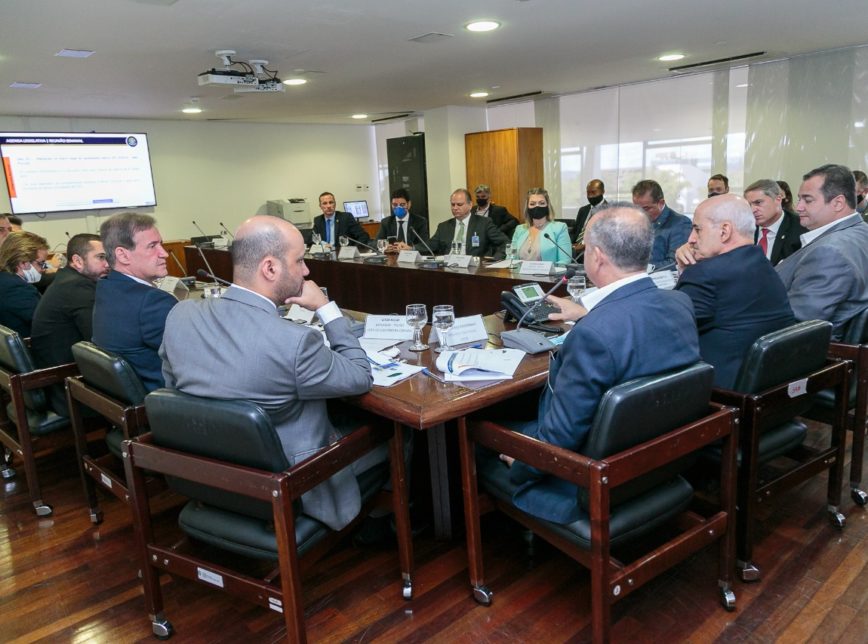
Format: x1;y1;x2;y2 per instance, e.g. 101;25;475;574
486;91;549;105
371;113;413;123
408;32;453;44
669;51;767;73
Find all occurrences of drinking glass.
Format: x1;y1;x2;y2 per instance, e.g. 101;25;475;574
377;238;388;254
567;275;587;302
311;232;322;246
339;235;349;248
432;305;455;353
405;303;429;351
507;243;518;267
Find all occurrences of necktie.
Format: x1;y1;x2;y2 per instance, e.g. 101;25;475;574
398;221;406;243
456;220;465;245
326;218;333;244
759;227;769;255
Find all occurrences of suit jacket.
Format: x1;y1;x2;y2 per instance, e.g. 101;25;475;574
159;285;373;531
375;214;430;246
510;221;572;264
30;267;99;415
775;214;868;340
510;277;701;524
312;211;371;249
0;272;40;337
92;270;177;392
426;214;509;259
649;206;692;268
676;245;795;388
753;211;807;265
471;203;518;238
572;200;607;243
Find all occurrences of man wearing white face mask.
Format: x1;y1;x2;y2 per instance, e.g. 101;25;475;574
0;231;50;336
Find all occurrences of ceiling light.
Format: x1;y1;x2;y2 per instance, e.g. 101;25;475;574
182;106;202;114
282;78;307;86
735;83;750;88
9;81;42;89
469;91;489;98
856;121;866;129
466;20;500;32
658;53;685;62
55;49;95;58
351;114;368;119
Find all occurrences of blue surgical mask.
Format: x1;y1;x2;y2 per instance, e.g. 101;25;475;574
393;205;408;219
22;265;42;283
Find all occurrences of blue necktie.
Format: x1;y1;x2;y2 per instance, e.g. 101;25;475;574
327;218;333;244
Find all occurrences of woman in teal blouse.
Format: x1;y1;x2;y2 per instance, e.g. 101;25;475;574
510;188;571;264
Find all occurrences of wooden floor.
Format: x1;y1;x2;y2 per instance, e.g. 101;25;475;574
1;424;866;643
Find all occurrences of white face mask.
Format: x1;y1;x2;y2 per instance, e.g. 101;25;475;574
22;265;42;284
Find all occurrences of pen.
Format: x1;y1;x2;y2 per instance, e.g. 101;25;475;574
387;372;402;378
422;368;446;383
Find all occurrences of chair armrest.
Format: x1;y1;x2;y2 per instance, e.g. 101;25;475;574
16;362;79;390
828;342;859;361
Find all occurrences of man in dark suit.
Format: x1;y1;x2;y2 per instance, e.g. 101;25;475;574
30;233;109;414
92;213;177;392
632;179;691;268
471;184;517;238
503;204;701;524
375;188;429;252
744;179;806;265
572;179;607;248
674;194;795;388
312;192;370;251
775;164;868;339
425;189;509;259
854;170;868;218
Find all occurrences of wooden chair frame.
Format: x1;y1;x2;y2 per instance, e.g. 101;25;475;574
458;404;738;644
712;358;850;582
123;422;413;643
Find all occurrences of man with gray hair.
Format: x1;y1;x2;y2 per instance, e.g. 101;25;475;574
159;215;375;531
742;179;806;265
471;184;518;237
92;212;175;391
504;204;701;524
674;194;794;388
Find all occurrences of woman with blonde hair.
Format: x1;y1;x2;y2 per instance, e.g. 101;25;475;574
510;188;571;264
0;231;49;336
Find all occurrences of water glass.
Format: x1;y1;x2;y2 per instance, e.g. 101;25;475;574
311;232;322;246
567;275;587;302
377;238;388;254
405;303;429;351
432;304;455;353
339;235;349;248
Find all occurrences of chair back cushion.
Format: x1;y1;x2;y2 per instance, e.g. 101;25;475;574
71;341;147;405
0;324;47;410
145;388;291;520
579;362;714;509
842;307;868;345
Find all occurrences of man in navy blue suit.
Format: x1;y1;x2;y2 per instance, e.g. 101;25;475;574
504;204;702;524
92;213;176;391
632;179;692;268
674;194;795;388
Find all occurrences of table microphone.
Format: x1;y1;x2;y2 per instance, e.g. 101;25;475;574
193;243;221;286
196;269;232;286
192;219;209;238
348;238;388;264
516;268;576;329
542;232;581;271
218;222;235;240
410;228;446;269
650;261;676;273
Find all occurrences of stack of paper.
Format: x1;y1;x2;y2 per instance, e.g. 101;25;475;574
434;348;525;382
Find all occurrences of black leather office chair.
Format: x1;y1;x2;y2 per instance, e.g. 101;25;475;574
805;308;868;506
66;341;149;523
0;324;78;516
124;389;413;642
710;320;850;582
459;363;738;643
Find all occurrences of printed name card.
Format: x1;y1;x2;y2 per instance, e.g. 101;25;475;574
519;260;553;275
363;315;415;340
436;314;488;346
309;243;326;254
397;249;421;264
157;276;182;294
284;304;316;324
338;246;360;260
447;254;473;268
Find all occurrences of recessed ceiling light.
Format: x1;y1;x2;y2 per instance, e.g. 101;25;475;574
182;106;202;114
735;83;750;88
856;121;866;129
9;81;42;89
469;91;489;98
658;53;685;62
282;78;307;86
466;20;500;32
55;49;95;58
351;114;368;119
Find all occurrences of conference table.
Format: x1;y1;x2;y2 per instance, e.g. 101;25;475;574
184;246;562;317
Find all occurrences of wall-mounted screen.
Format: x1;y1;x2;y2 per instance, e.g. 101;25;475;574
0;131;157;215
343;200;369;219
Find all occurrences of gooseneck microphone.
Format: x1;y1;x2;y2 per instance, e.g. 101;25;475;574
191;219;208;237
516;268;576;329
168;250;188;277
348;238;388;264
542;232;581;270
196;268;232;287
194;244;220;286
410;227;446;269
218;222;235;240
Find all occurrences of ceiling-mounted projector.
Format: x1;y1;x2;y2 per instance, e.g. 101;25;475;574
234;79;285;93
198;69;257;87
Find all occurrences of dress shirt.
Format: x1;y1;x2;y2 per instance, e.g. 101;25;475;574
232;282;341;323
800;213;861;246
580;272;648;312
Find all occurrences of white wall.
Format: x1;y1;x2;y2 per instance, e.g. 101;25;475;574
0;116;379;247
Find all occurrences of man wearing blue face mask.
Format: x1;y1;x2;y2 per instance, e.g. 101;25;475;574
375;188;430;252
0;231;50;336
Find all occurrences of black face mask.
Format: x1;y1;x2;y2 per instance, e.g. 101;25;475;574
476;198;489;208
588;195;604;207
528;205;549;220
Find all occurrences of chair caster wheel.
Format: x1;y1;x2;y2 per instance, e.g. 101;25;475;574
89;509;104;524
152;618;174;640
720;587;736;611
1;465;16;480
737;561;761;582
830;511;846;529
851;488;868;506
472;585;493;606
402;580;413;600
34;502;53;517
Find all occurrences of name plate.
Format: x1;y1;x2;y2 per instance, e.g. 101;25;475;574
309;244;325;254
338;246;360;260
435;314;488;346
397;250;420;264
519;260;553;275
157;275;182;294
363;315;415;340
283;304;316;324
447;254;473;268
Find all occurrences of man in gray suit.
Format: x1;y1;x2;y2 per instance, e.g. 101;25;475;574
776;164;868;340
159;215;374;531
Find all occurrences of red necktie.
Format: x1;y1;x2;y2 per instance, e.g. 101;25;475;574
759;227;769;255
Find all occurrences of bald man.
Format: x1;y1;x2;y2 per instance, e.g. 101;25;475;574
159;215;374;531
